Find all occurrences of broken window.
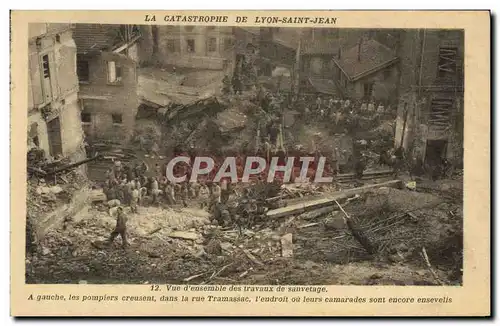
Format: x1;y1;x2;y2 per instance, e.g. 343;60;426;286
81;112;91;123
112;114;123;124
42;55;50;78
186;39;195;53
437;46;458;79
363;82;374;98
77;57;89;82
429;98;453;129
107;61;122;83
207;38;217;52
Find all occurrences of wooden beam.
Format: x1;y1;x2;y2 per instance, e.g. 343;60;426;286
266;180;403;219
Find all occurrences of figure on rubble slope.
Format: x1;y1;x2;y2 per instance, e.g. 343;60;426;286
107;206;129;248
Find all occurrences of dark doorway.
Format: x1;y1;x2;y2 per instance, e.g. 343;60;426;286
47;117;63;157
425;139;447;167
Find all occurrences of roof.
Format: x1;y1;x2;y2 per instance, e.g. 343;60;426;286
333;39;398;81
307;77;342;96
73;24;122;55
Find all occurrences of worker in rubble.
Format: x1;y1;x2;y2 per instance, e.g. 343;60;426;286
360;102;368;112
150;177;160;205
232;74;243;95
220;179;229;204
354;153;367;181
209;182;221;212
130;187;139;213
181;182;189;207
263;135;272;163
107;206;129;248
154;163;163;179
343;98;351;110
367;100;375;112
222;74;231;95
377;102;385;114
164;181;176;206
115;179;126;204
112;160;123;179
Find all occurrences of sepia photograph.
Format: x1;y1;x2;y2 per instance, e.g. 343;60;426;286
24;22;466;287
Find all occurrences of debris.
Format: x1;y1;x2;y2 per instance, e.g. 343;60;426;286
406;181;417;191
238;268;253;278
334;199;376;255
421;247;445;285
90;189;107;202
280;233;293;258
166;231;199;241
107;199;121;208
205;239;222;255
49;186;64;194
209;263;232;280
298;222;320;229
183;273;206;282
299;206;335;220
266;180;403;218
243;249;264;266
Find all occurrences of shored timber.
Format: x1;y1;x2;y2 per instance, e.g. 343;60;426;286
265;180;403;219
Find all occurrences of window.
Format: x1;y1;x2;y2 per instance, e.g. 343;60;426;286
32;136;40;147
185;26;195;32
42;55;50;78
186;39;195;53
223;38;233;51
167;39;179;53
55;34;61;43
437;46;458;79
81;112;92;123
112;114;123;124
363;82;374;98
107;61;122;83
77;57;89;82
207;26;216;31
207;38;217;52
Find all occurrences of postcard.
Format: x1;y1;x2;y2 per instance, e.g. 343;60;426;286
11;10;490;316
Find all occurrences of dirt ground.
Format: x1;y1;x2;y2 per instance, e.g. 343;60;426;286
26;176;463;286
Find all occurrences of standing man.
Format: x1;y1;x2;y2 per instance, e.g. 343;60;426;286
107;207;129;248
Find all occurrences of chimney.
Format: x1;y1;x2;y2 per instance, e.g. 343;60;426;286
357;39;362;62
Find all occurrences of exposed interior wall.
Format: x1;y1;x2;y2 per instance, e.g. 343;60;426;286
79;52;139;144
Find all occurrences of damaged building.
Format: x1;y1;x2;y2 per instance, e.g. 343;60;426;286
332;37;400;101
139;25;235;72
73;24;141;145
28;23;86;165
394;29;464;167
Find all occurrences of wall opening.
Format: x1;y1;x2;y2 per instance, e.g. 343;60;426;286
47;117;63;157
425;139;448;167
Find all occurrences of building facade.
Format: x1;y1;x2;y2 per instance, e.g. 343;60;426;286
394;29;464;166
73;24;140;145
28;23;86;164
139;25;234;71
